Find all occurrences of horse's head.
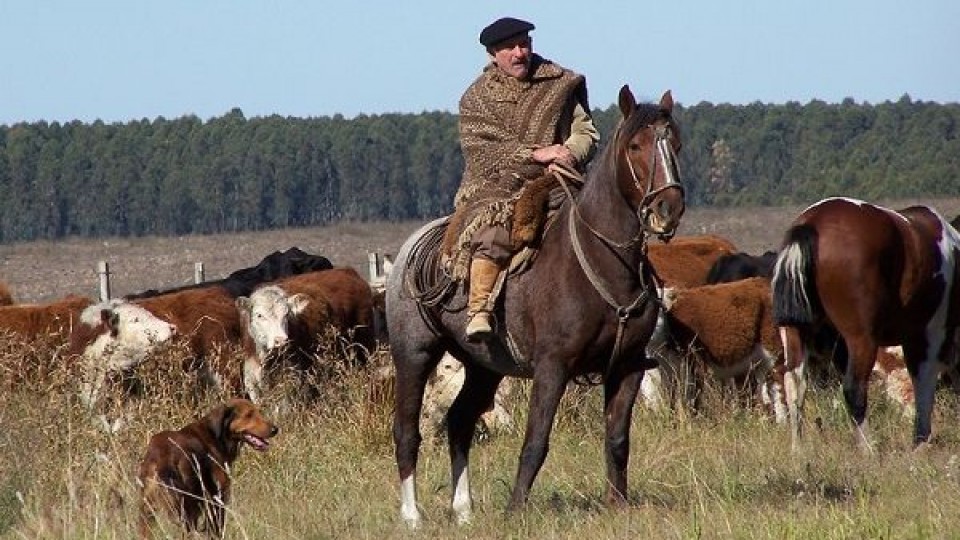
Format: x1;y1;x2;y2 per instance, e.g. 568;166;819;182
614;86;685;240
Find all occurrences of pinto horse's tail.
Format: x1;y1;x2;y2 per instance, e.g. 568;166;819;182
772;224;819;326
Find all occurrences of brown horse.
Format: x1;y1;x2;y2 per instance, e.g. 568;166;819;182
385;86;684;527
771;197;960;452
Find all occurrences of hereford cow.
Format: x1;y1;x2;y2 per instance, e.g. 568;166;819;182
371;353;515;441
705;250;778;284
0;294;93;342
235;268;376;402
643;283;922;421
71;300;178;417
872;346;914;418
73;285;248;416
642;235;739;408
645;278;785;418
0;294;95;390
647;234;737;288
419;353;515;439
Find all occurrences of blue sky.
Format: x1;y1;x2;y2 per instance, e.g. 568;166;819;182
1;0;957;125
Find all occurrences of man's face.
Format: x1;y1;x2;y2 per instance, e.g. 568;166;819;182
490;34;532;80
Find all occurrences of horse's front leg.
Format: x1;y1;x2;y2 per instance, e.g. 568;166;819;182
446;364;503;524
603;359;645;507
507;360;569;511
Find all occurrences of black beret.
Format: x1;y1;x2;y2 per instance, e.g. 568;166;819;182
479;17;535;48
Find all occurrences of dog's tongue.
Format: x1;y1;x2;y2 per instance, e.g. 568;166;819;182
243;433;270;451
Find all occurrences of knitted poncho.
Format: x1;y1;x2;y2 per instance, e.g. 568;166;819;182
445;55;588;279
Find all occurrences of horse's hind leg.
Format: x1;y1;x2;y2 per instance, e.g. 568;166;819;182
603;360;645;507
776;325;809;451
392;344;444;528
507;360;569;511
840;334;878;453
446;363;503;524
904;336;946;447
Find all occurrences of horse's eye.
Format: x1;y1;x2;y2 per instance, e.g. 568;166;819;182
628;142;641;152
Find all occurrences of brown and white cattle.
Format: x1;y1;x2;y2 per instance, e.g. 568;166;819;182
72;285;248;413
642;235;740;400
235;268;376;402
0;294;93;342
370;353;516;440
643;281;922;421
419;353;515;439
71;299;178;416
872;346;914;418
0;294;95;390
644;278;785;419
647;234;738;288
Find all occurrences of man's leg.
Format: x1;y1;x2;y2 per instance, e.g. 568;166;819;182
466;226;511;341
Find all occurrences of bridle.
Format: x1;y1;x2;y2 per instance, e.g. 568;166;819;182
556;115;685;369
626;122;684;241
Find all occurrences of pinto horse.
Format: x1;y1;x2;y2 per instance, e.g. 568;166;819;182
771;197;960;451
385;87;684;527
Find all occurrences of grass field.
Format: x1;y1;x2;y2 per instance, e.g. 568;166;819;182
3;199;960;539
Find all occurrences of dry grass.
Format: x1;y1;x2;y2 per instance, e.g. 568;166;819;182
3;199;960;539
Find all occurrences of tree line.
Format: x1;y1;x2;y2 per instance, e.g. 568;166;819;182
0;95;957;243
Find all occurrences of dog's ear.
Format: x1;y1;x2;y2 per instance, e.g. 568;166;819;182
204;403;235;441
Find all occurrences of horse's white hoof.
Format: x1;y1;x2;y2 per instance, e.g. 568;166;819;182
401;515;421;530
401;507;421;529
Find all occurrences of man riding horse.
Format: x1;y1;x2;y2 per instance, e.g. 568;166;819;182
444;17;600;341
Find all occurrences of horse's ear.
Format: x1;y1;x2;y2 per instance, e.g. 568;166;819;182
618;85;637;117
659;90;674;113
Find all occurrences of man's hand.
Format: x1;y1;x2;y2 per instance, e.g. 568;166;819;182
531;144;575;168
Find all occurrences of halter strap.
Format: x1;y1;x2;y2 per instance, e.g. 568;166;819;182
555;169;653;368
629;124;684;240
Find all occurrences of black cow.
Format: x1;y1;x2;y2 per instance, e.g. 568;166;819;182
126;247;333;299
704;250;777;284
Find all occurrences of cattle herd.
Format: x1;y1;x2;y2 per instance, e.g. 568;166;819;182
1;248;385;425
4;200;960;532
0;230;927;436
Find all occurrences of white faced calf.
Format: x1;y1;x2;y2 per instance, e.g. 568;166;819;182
236;285;317;402
72;300;178;422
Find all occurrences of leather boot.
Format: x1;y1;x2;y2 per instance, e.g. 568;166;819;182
465;258;502;341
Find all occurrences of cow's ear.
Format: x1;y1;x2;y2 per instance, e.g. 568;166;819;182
289;293;310;316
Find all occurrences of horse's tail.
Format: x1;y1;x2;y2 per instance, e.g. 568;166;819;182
772;224;819;326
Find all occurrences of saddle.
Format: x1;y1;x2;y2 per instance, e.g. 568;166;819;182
407;169;582;316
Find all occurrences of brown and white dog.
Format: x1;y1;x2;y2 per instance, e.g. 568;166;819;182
137;398;278;538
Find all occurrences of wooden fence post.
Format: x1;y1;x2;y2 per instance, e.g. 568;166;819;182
97;261;111;301
194;262;205;284
367;252;381;282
